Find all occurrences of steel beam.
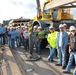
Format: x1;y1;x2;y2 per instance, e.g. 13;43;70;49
45;0;76;10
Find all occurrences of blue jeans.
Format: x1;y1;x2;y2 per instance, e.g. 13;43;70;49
73;67;76;75
73;52;76;75
48;46;56;60
0;36;2;44
8;37;11;47
66;52;76;73
36;42;41;54
21;38;24;46
24;39;29;50
66;52;74;72
66;52;76;74
57;47;66;66
16;37;21;47
1;34;5;45
10;38;15;48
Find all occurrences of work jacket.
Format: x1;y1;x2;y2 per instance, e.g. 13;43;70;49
56;31;68;48
9;29;16;39
16;30;21;38
47;31;58;48
69;33;76;52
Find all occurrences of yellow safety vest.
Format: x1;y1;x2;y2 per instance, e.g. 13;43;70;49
47;31;58;48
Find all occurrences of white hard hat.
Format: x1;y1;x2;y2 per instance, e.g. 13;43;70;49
34;26;37;28
25;26;28;28
38;26;42;29
49;25;53;29
13;27;15;29
18;26;20;28
21;26;24;28
16;26;18;29
63;23;67;26
69;26;76;31
59;24;64;28
5;25;7;27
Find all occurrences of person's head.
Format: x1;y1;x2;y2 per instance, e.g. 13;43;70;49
59;24;64;32
25;26;28;31
7;26;10;31
16;26;19;30
63;23;67;30
21;26;25;30
0;23;2;26
37;26;42;31
18;26;20;29
74;24;76;28
69;26;76;35
12;27;16;30
33;26;37;31
49;26;54;33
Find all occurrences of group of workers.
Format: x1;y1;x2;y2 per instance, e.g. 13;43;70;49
0;22;76;75
0;23;42;54
47;23;76;75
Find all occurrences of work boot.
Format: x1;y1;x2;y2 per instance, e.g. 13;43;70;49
63;71;72;74
62;66;66;69
55;64;62;66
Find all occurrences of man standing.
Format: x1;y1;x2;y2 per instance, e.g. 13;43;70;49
63;23;67;31
0;24;6;45
2;24;6;45
36;26;42;55
47;26;58;62
63;26;76;74
9;27;16;49
23;26;29;51
56;24;68;69
33;26;37;32
16;26;21;47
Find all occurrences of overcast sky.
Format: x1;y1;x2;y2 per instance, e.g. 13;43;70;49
0;0;76;23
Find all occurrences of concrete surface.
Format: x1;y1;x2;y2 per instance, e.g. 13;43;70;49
0;45;74;75
0;45;22;75
16;46;74;75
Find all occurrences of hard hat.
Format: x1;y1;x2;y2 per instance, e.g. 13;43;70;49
18;26;20;28
25;26;28;28
63;23;67;27
69;26;76;31
13;27;15;29
21;26;25;28
16;26;18;29
38;26;42;29
5;25;7;27
59;24;64;28
34;26;37;28
49;25;53;29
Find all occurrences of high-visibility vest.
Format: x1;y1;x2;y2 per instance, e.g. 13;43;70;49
47;31;58;48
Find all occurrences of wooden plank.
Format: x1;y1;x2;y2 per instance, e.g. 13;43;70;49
45;0;76;10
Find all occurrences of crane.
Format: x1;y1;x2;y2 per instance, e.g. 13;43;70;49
27;0;76;61
32;0;76;49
